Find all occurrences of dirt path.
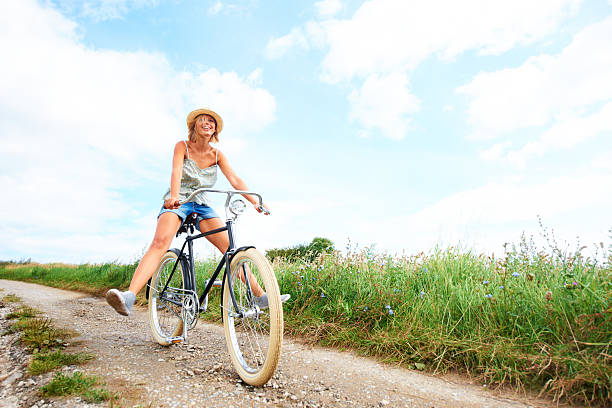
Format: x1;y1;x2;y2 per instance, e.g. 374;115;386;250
0;279;565;408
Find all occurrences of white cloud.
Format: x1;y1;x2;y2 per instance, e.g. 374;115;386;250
54;0;159;21
304;0;582;83
208;1;223;15
205;1;253;16
459;16;612;140
315;0;342;17
507;103;612;165
178;68;276;137
355;166;612;256
347;72;420;140
266;27;309;59
592;151;612;171
267;0;583;139
458;17;612;165
0;0;276;262
479;142;512;161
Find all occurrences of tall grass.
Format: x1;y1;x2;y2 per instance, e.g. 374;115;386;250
0;237;610;405
275;237;611;405
0;261;138;296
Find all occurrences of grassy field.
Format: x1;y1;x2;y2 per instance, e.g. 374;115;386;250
1;237;610;405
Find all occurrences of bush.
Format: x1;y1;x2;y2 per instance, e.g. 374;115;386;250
266;237;334;262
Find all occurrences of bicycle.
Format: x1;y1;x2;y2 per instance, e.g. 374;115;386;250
145;188;283;386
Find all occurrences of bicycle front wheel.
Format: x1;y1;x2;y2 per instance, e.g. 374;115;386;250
222;248;283;386
148;250;185;346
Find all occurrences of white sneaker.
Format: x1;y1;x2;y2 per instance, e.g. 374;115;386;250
105;289;135;316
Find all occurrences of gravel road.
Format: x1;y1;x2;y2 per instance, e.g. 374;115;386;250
0;279;564;408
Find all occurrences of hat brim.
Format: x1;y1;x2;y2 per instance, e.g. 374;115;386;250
186;108;224;134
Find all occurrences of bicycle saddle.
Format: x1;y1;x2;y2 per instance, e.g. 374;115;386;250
176;213;198;237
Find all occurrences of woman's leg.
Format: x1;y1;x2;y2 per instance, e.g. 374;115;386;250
128;212;182;295
198;217;265;297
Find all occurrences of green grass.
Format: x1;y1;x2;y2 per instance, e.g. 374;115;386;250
41;371;112;402
6;305;39;319
8;316;78;351
274;238;611;406
0;261;138;296
2;294;21;303
4;303;92;375
1;236;610;405
29;349;93;375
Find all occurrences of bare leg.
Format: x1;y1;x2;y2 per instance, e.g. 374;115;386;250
128;212;182;295
198;217;265;297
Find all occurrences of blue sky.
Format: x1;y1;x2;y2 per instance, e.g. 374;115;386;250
1;0;611;263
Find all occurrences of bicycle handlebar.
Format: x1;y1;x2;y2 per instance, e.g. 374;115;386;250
178;188;270;215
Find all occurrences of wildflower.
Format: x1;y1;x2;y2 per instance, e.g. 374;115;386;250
419;291;425;299
363;306;368;311
385;304;391;309
499;285;504;290
512;272;520;277
320;292;325;298
485;294;492;299
388;309;394;315
564;282;579;289
482;280;489;285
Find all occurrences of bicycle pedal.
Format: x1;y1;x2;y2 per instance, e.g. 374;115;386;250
168;336;184;344
206;279;222;288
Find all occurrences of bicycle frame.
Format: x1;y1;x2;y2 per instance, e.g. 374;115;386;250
157;214;253;319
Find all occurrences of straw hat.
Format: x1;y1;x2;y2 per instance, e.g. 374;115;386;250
186;108;223;135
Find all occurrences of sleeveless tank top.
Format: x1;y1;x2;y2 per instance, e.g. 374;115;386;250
162;141;218;205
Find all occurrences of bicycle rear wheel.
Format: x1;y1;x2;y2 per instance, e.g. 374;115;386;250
222;248;283;386
148;250;185;346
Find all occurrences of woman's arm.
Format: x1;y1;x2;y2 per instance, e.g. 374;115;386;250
164;142;187;209
217;149;269;213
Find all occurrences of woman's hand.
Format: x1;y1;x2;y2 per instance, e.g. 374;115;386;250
255;202;271;215
164;197;181;209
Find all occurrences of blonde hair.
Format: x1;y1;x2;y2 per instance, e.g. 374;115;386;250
188;114;219;143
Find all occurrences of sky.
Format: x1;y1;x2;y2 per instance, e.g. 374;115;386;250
1;0;611;263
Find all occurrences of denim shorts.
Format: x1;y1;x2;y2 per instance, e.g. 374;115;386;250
158;202;219;232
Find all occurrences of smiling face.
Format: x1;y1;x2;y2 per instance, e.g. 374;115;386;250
189;114;218;142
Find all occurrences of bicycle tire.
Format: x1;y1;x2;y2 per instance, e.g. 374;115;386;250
148;250;185;346
222;248;283;386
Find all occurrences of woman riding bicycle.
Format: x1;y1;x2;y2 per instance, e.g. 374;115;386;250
106;108;288;316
